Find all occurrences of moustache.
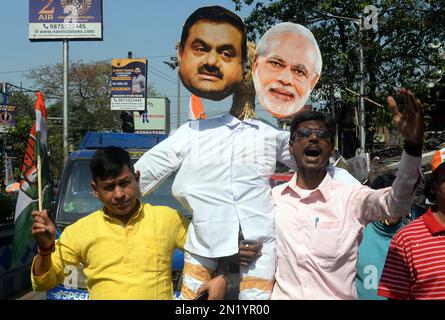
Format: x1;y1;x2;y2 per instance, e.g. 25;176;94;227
197;64;223;79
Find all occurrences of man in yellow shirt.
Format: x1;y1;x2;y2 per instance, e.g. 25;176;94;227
31;147;193;299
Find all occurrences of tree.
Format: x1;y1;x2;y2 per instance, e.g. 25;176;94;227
4;92;35;181
233;0;445;154
26;60;161;176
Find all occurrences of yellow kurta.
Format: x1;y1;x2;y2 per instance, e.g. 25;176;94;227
31;202;189;299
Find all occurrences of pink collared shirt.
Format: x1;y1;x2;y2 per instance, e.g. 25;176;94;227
271;151;420;300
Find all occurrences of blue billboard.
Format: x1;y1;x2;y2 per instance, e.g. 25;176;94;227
29;0;103;41
111;58;148;111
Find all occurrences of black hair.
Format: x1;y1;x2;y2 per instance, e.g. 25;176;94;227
289;111;337;143
179;6;247;64
424;173;437;203
370;173;396;190
90;147;134;182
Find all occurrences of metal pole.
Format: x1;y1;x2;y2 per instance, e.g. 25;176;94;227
2;82;7;104
63;40;69;159
177;71;180;128
358;16;366;154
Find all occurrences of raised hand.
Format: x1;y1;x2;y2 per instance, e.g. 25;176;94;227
387;88;424;146
31;209;56;249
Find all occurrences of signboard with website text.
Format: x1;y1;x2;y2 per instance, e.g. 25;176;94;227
134;97;170;135
111;58;148;111
29;0;103;41
0;105;16;132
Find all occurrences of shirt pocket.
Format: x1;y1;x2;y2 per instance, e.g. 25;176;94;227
143;237;170;272
309;222;343;263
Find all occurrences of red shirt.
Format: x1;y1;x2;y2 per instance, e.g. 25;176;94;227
378;208;445;300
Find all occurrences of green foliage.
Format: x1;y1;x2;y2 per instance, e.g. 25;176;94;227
233;0;445;134
5;114;34;181
24;60;161;177
0;92;34;183
4;61;161;180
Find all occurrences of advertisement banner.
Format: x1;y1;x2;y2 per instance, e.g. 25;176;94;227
134;97;170;135
111;58;148;111
0;105;16;132
29;0;103;41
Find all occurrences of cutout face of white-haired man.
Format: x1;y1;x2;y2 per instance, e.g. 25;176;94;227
253;30;320;118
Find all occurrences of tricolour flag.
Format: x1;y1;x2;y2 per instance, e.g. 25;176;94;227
188;94;206;120
11;92;53;267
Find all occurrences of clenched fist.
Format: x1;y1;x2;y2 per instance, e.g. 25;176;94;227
31;209;56;249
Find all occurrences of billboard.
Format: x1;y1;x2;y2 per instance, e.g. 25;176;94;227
134;98;170;135
111;58;148;111
0;105;16;133
29;0;103;41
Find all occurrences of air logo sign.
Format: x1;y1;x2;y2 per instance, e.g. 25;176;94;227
29;0;103;41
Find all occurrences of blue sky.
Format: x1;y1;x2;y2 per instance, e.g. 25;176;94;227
0;0;278;128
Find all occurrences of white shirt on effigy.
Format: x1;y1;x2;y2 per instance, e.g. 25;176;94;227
134;113;359;258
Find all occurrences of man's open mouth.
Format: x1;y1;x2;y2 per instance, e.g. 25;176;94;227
304;147;322;161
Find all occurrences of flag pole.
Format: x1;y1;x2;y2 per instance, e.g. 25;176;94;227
36;132;42;212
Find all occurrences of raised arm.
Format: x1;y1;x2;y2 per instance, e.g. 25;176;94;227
31;210;81;291
134;124;190;196
354;89;423;224
31;209;56;277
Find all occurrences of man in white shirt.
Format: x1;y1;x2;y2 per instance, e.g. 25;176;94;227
135;12;359;300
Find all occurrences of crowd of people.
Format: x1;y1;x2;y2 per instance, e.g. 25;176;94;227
29;6;444;300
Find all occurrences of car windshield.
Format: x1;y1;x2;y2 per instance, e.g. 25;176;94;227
58;158;187;224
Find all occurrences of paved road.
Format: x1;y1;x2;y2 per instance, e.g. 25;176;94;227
12;290;46;300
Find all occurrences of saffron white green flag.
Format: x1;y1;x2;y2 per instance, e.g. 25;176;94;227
11;92;52;267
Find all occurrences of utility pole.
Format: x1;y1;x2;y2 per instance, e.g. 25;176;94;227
176;64;180;128
63;40;69;160
163;57;180;128
1;82;7;105
119;51;135;133
358;15;366;155
314;9;367;155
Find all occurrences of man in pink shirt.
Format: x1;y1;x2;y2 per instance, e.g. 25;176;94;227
270;89;423;299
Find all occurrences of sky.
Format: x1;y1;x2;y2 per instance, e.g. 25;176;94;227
0;0;279;129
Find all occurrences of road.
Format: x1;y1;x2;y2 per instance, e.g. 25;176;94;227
10;289;46;300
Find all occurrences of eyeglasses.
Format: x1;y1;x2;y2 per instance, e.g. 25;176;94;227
293;128;332;140
263;57;315;82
